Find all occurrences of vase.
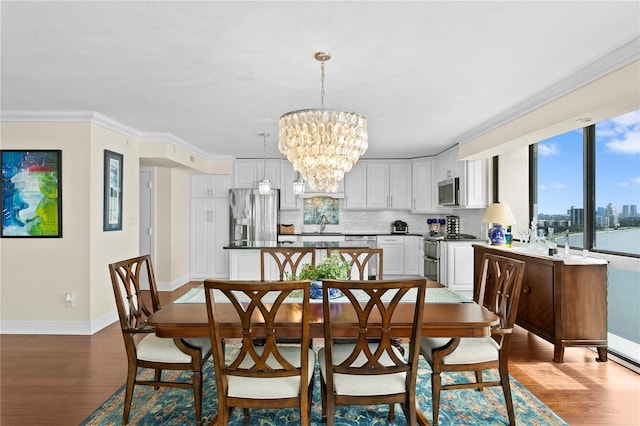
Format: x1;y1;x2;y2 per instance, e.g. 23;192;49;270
309;280;342;299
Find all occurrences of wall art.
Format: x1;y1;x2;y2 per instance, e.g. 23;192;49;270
1;150;63;237
103;149;123;231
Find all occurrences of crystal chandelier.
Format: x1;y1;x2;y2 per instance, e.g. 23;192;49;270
258;132;271;194
279;52;368;193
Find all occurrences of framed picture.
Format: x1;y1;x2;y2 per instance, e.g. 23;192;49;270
1;150;63;238
103;149;123;231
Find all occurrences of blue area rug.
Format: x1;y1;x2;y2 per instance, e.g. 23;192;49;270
82;345;566;426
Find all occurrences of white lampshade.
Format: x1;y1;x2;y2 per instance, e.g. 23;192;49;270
482;202;516;225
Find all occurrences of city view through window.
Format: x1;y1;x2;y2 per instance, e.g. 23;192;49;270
537;110;640;256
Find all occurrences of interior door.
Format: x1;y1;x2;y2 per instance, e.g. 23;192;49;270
139;168;155;263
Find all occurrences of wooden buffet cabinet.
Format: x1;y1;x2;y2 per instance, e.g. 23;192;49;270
473;244;608;363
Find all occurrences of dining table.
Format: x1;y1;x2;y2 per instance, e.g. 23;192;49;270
147;279;499;426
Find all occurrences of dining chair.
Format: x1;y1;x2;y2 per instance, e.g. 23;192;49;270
420;253;525;425
326;247;383;280
260;247;316;280
109;255;212;426
318;278;427;426
203;279;315;425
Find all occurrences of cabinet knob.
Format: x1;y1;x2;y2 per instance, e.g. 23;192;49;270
522;285;531;294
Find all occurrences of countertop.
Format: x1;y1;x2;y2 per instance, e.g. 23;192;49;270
473;243;608;265
224;241;375;250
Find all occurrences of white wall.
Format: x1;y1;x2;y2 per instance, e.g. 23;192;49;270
500;145;531;237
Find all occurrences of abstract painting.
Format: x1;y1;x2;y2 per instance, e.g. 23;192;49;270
1;150;62;237
303;196;339;225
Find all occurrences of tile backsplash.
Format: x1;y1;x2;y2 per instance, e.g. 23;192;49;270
280;199;486;237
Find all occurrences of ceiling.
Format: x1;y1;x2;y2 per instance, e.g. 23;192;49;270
1;1;639;161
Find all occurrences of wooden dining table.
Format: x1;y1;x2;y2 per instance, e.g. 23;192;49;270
147;280;499;426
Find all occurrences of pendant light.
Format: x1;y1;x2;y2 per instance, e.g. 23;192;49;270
258;132;271;194
293;172;305;195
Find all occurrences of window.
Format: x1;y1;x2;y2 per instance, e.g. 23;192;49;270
595;110;640;255
535;130;584;248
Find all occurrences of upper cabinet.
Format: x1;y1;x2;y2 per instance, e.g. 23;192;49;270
435;146;487;209
343;161;367;209
191;174;231;197
234;159;281;189
365;161;412;210
411;158;434;213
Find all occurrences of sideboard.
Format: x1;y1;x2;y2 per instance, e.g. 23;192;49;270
473;244;608;363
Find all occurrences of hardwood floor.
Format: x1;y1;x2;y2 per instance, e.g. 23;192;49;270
1;282;639;425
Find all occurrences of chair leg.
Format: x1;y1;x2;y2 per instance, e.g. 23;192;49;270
475;369;484;391
154;368;162;389
123;364;137;425
499;363;516;426
320;377;328;423
389;403;395;421
243;408;250;424
193;369;203;426
431;371;441;426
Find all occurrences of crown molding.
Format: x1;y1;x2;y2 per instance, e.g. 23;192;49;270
455;37;640;146
0;110;234;162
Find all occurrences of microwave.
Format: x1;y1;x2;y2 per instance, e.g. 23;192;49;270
438;177;460;206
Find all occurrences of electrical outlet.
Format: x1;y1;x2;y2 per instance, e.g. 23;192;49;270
65;292;73;308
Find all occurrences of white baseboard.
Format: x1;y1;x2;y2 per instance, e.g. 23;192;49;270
0;310;119;335
156;275;190;292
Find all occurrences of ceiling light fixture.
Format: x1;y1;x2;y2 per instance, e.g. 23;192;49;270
292;172;305;195
278;52;368;193
258;132;271;194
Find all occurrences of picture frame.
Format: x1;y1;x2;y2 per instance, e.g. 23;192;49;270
103;149;123;231
1;149;63;238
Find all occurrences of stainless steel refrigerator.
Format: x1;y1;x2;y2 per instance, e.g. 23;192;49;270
229;188;279;246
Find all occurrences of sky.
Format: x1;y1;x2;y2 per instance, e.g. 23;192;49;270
537;109;640;216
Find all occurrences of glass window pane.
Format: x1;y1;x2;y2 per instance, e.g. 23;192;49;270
536;130;584;248
594;110;640;255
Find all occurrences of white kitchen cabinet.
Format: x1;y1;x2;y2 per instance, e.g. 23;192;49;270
229;249;262;280
440;240;475;299
411;158;434;213
279;162;301;210
366;161;412;210
377;235;405;275
404;235;422;276
343;161;367;209
459;159;488;208
234;159;281;189
190;196;229;279
191;174;231;197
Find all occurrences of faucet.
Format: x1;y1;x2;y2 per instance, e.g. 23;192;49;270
319;214;328;233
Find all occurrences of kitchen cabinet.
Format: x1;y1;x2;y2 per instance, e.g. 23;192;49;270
440;240;475;298
229;249;262;280
190;174;231;279
234;159;281;189
377;235;406;275
434;146;487;209
343;161;367;209
366;161;412;210
190;196;229;279
279;162;301;210
191;174;231;197
404;235;423;276
473;244;608;363
411;158;434;213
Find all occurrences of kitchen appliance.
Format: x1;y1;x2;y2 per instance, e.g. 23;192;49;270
423;237;441;282
229;188;279;246
391;220;409;234
445;215;460;237
438;177;460;206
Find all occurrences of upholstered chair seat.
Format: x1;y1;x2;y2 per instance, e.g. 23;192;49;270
420;337;500;364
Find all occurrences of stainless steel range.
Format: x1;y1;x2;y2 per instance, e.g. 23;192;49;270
423;234;477;282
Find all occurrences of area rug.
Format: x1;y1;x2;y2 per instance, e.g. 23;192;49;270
82;345;566;426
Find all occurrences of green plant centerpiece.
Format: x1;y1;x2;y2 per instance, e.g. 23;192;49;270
296;251;352;299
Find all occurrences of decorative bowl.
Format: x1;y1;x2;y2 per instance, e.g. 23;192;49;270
309;280;342;299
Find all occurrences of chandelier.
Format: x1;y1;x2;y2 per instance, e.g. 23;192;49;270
278;52;368;193
258;132;271;194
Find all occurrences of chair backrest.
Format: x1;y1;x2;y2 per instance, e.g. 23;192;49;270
108;255;160;347
203;280;311;395
321;278;426;380
476;253;525;347
260;247;316;280
326;248;383;280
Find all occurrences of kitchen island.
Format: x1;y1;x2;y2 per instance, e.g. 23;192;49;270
224;241;373;280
